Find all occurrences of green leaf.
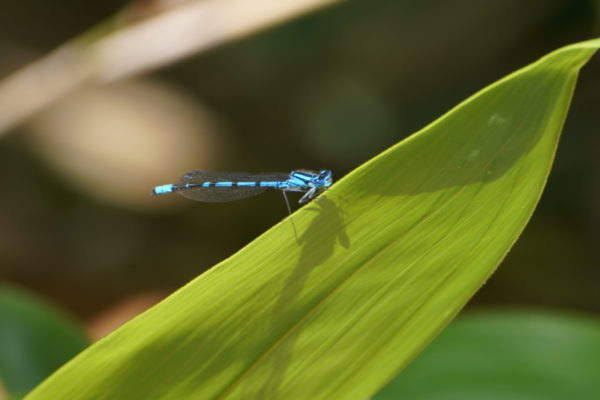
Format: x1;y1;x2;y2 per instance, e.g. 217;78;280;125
374;310;600;400
25;38;600;400
0;285;89;398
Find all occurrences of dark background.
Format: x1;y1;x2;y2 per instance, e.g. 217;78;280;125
0;0;598;322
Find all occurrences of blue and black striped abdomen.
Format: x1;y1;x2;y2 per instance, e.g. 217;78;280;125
153;170;290;202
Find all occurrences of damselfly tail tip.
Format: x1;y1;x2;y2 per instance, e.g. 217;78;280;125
152;184;175;196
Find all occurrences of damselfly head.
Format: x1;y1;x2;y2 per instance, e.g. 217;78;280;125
317;169;333;188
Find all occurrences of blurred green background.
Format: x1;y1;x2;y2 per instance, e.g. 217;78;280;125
0;0;599;397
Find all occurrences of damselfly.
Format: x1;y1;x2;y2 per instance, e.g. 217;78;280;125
152;169;333;204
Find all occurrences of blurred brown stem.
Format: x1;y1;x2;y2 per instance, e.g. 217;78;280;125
0;0;344;135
